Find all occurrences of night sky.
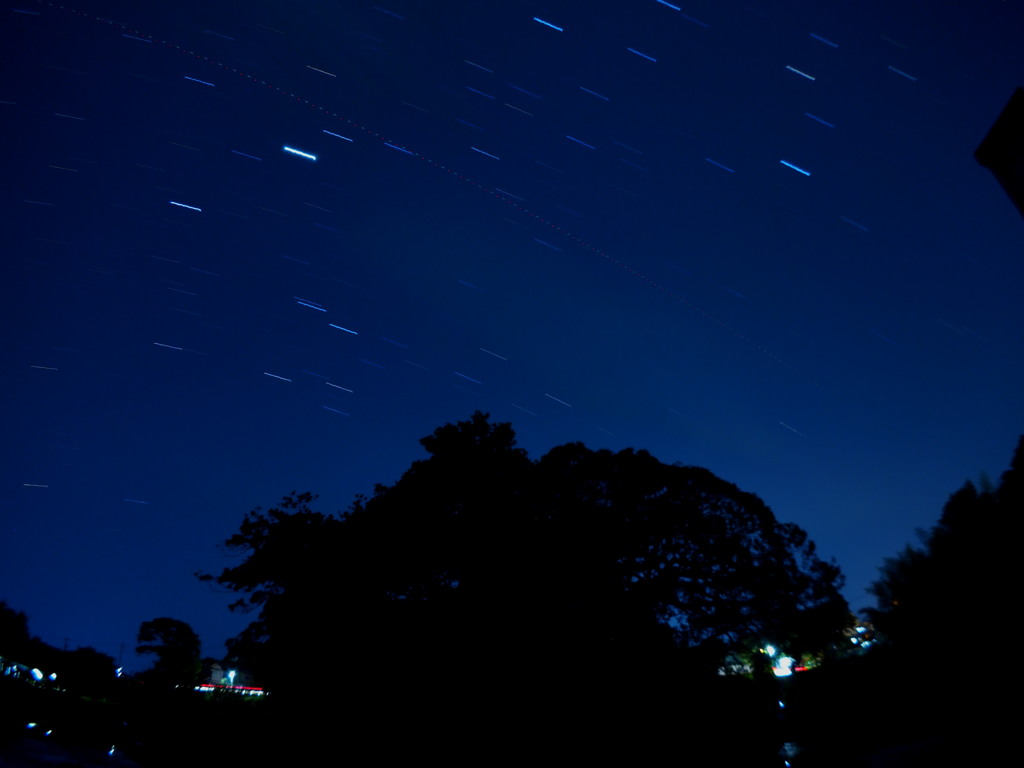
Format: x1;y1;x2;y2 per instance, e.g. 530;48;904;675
3;0;1021;668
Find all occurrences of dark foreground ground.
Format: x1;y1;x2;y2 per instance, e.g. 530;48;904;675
1;655;1006;767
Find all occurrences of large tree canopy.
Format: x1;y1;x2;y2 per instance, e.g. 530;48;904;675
204;412;848;697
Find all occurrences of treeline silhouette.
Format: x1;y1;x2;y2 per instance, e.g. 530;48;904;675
0;602;128;763
4;415;1020;765
1;607;279;767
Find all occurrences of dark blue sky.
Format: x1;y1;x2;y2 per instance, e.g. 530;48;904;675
3;0;1021;668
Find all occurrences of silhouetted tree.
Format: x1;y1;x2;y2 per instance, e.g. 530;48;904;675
199;491;341;691
204;412;847;704
136;617;201;688
866;435;1022;654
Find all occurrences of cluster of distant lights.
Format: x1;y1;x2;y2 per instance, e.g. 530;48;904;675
759;626;873;679
849;624;874;649
8;660;122;681
762;644;797;677
194;682;267;696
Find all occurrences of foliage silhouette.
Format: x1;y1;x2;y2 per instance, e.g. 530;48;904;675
866;435;1022;653
204;412;848;707
0;601;117;699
